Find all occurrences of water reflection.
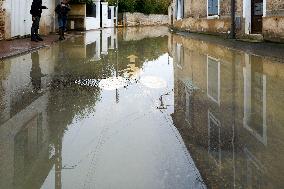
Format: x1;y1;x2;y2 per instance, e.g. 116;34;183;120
2;27;200;189
170;34;284;188
1;27;283;189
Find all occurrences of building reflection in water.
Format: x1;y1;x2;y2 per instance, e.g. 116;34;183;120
0;27;169;189
170;33;284;189
30;52;42;92
0;28;119;189
0;48;54;189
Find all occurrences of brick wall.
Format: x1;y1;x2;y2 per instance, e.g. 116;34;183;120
0;0;5;40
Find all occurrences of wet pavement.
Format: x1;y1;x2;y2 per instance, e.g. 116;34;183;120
0;26;284;189
0;34;61;60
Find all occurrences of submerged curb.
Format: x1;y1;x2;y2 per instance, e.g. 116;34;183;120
0;44;49;60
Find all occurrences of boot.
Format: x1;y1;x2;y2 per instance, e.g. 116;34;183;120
35;29;43;41
59;28;64;41
62;29;66;40
36;35;43;41
31;28;38;42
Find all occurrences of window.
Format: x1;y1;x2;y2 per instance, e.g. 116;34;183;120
108;8;112;19
107;37;111;48
114;7;117;17
176;0;184;20
207;56;220;105
243;65;267;145
176;43;184;70
244;148;265;188
93;4;97;18
208;111;221;166
87;3;96;17
207;0;219;17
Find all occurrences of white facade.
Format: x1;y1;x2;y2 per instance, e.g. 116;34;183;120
2;0;117;38
101;2;109;28
100;2;117;28
109;6;115;28
3;0;56;38
101;28;117;54
86;0;101;30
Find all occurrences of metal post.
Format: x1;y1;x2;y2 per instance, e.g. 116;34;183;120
116;0;118;27
230;0;236;39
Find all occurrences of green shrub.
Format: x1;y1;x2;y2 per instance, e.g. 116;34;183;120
69;0;171;15
108;0;171;14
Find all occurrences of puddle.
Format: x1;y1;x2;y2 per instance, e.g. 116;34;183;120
0;26;284;189
140;76;167;89
98;77;127;90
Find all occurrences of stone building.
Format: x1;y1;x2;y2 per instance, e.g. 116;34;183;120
169;0;284;42
169;33;284;188
0;46;57;188
0;0;6;40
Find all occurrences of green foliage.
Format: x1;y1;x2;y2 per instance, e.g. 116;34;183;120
108;0;171;14
69;0;93;4
69;0;171;14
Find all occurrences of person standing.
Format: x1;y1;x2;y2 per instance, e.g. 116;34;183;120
30;0;48;42
55;0;71;40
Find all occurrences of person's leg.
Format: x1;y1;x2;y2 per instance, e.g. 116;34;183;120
31;17;38;42
35;17;43;41
58;18;64;40
62;17;67;39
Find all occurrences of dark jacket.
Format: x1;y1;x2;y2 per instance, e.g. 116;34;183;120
55;3;71;18
30;0;47;17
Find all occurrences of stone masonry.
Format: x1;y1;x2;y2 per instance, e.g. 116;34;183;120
170;0;284;42
0;0;5;40
123;12;168;27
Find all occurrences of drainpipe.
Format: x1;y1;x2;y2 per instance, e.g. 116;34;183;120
116;0;118;27
230;0;236;39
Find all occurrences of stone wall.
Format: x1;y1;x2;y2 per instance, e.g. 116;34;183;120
264;0;284;42
263;16;284;42
188;0;207;18
123;12;168;27
174;17;232;36
122;26;168;41
267;0;284;16
0;0;5;40
171;0;284;42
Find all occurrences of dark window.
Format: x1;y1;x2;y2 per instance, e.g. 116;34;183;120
87;3;96;17
93;4;97;18
108;8;111;19
108;37;111;47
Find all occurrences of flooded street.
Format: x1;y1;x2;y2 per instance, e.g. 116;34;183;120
0;26;284;189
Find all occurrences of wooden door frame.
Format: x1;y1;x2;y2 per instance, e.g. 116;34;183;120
243;0;266;34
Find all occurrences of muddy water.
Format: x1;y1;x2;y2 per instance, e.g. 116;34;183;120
0;27;283;189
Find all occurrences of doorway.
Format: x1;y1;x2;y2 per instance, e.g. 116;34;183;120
10;0;33;37
251;0;263;34
176;0;184;20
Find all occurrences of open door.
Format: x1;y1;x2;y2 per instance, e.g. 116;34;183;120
251;0;263;34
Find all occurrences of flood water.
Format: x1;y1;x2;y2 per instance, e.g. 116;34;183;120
0;27;284;189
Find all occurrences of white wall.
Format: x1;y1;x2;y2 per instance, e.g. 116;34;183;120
101;2;109;28
40;0;56;35
86;1;101;30
4;0;56;38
